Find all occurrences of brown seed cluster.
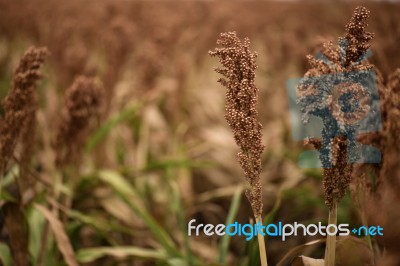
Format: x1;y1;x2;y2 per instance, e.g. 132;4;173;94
377;69;400;260
55;76;105;166
343;6;374;68
299;7;375;208
302;7;374;78
209;32;264;216
357;68;400;262
328;82;371;126
322;137;352;208
0;47;48;175
379;69;400;190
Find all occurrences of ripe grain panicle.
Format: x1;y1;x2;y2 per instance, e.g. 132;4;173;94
0;46;48;176
298;7;375;208
209;31;264;216
55;76;105;166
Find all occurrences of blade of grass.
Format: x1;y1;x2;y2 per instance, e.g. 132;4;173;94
170;181;195;266
86;105;139;152
0;243;12;266
67;209;138;243
276;239;326;266
248;232;261;266
166;258;188;266
97;170;181;258
144;159;213;172
76;246;168;263
218;185;243;264
27;206;46;263
196;185;243;204
35;204;78;266
264;190;283;225
0;165;19;189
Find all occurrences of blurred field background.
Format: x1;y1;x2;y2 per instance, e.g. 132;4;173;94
0;1;399;265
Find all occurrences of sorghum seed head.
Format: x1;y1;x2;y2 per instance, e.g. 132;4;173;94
297;7;374;208
209;32;264;216
55;76;105;166
0;47;48;174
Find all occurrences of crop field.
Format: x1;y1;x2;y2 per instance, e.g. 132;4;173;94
0;1;399;266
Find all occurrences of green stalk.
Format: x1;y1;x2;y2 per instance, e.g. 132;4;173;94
219;186;243;264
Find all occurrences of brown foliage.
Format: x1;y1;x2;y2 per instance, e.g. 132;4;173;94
360;68;400;265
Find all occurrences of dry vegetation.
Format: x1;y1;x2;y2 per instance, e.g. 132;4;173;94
0;1;399;266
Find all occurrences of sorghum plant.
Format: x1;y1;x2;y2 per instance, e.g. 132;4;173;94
0;47;48;180
0;46;48;266
54;76;105;167
357;68;400;266
297;6;375;266
53;75;104;226
209;31;267;266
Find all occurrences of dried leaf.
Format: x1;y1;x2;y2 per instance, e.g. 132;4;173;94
335;236;374;266
76;246;167;263
276;239;325;266
34;204;78;266
99;196;143;227
292;256;324;266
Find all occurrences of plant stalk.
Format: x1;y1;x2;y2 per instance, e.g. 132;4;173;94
324;202;337;266
256;215;268;266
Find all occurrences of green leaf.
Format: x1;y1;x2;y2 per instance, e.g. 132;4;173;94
97;170;181;258
264;190;283;225
0;190;17;202
27;206;46;263
67;209;138;243
98;170;136;198
35;204;78;266
1;165;19;188
86;105;138;152
77;246;167;263
67;209;112;232
167;257;188;266
218;185;243;264
170;182;194;265
144;159;214;171
0;243;12;266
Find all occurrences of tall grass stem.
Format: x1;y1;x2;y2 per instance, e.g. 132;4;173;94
324;203;337;266
256;215;268;266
